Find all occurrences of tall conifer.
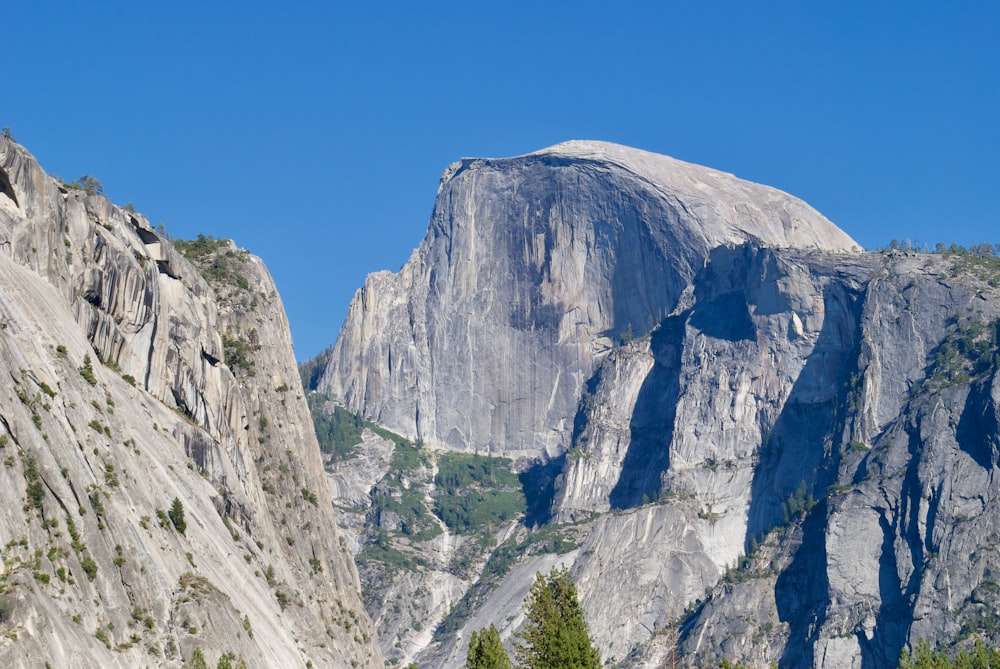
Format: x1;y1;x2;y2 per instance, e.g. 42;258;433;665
466;623;512;669
514;566;600;669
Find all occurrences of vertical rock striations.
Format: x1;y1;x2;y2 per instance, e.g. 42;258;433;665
0;138;382;668
319;141;859;459
318;141;1000;668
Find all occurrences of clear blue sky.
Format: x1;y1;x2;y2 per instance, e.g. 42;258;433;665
8;2;999;359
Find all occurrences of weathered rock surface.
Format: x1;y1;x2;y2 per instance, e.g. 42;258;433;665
0;137;382;668
316;141;1000;668
319;140;860;459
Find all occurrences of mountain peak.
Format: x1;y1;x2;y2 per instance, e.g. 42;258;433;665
322;141;861;461
506;140;860;254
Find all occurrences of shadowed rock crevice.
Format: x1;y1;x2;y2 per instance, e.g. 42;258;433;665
519;453;566;527
776;503;831;669
861;510;911;668
863;421;931;668
0;165;17;208
132;223;160;245
957;376;1000;469
609;314;685;509
746;281;863;546
688;291;755;342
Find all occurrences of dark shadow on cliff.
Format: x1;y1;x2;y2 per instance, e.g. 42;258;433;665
571;367;604;445
737;278;864;668
957;376;1000;470
688;291;756;342
858;423;930;668
520;454;566;528
746;276;862;547
775;502;831;669
609;313;686;509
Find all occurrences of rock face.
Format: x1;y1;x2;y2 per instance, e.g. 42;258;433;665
320;140;859;459
0;138;382;668
316;141;1000;668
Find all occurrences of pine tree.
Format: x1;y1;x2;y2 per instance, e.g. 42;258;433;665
514;566;600;669
466;623;512;669
185;647;208;669
169;497;187;534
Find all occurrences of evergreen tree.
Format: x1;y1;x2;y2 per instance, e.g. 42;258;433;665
169;497;187;534
514;566;600;669
466;623;512;669
186;647;208;669
72;174;103;196
897;639;1000;668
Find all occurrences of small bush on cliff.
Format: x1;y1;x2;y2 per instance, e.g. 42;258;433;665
70;175;103;196
79;355;97;385
80;555;98;581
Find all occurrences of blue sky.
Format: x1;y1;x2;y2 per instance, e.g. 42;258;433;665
8;2;999;359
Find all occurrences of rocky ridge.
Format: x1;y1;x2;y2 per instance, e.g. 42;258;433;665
0;137;382;668
314;142;1000;668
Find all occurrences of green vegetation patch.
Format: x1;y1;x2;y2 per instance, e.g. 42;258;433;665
23;456;44;510
79;354;97;386
372;482;441;542
390;437;429;470
922;317;1000;392
353;434;450;594
308;396;380;461
944;245;1000;288
356;530;430;573
433;452;526;535
172;234;251;290
222;333;255;373
172;234;229;261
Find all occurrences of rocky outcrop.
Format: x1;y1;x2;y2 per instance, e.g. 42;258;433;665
669;250;1000;669
319;140;860;459
0;137;382;668
317;140;1000;668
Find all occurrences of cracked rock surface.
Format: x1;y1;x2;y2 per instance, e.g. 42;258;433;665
0;138;382;669
320;142;1000;668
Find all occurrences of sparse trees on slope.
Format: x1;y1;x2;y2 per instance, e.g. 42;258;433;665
466;623;513;669
514;566;600;669
897;639;1000;668
71;175;103;195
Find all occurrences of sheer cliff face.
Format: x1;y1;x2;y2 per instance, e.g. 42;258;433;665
380;244;1000;669
0;138;382;668
319;140;1000;669
320;141;859;458
666;250;1000;669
